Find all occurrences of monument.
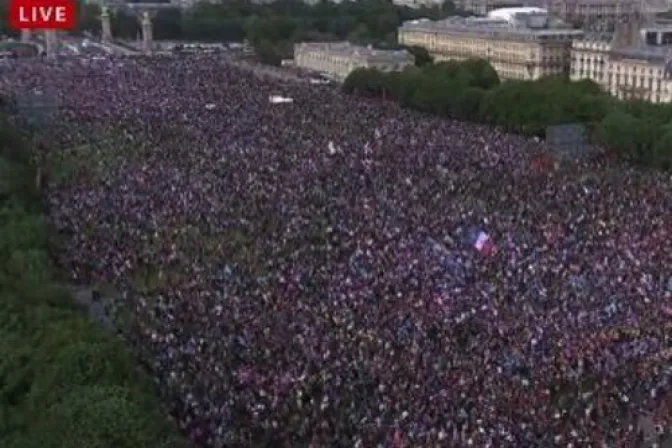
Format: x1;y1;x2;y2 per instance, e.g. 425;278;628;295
101;7;113;43
141;11;153;54
100;2;175;54
44;30;57;59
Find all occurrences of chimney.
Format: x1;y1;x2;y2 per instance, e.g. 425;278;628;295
611;13;644;49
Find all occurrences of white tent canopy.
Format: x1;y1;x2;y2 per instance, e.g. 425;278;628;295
269;95;293;104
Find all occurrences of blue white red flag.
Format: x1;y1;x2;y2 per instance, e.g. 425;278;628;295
473;231;495;255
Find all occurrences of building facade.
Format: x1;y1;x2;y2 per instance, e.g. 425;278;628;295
398;9;583;81
570;36;611;84
570;22;672;102
293;42;414;81
544;0;641;29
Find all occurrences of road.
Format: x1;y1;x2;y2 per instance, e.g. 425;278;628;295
24;34;138;57
59;36;138;56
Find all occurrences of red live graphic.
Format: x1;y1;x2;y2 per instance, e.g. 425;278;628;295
8;0;76;30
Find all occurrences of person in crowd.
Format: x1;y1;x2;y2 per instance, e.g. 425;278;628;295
2;53;671;447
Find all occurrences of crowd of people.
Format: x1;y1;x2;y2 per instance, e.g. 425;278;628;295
2;53;672;447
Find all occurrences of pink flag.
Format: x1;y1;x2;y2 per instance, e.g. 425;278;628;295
661;305;672;317
391;429;403;448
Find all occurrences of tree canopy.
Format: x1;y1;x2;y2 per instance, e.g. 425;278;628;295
343;60;672;170
76;0;461;65
0;118;185;448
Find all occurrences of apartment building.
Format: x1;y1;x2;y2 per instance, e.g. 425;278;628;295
398;8;583;80
571;21;672;102
544;0;642;28
293;42;414;81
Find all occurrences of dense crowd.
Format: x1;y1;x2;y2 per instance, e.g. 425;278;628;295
2;53;672;447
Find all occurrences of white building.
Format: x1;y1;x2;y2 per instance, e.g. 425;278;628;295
293;42;414;81
399;10;583;81
487;6;549;27
571;23;672;103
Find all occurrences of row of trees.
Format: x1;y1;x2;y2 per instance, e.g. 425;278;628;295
343;61;672;170
71;0;460;65
0;119;185;448
0;0;460;64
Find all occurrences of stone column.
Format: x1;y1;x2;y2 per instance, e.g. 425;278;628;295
141;12;153;54
44;30;57;58
101;7;113;42
20;29;32;43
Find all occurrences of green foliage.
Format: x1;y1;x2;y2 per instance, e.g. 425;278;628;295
455;87;486;121
25;385;180;448
597;112;658;164
0;158;36;203
27;341;137;409
391;67;422;106
6;248;53;284
0;119;185;448
652;126;672;170
0;204;47;259
342;68;387;96
457;58;500;90
76;2;101;35
597;111;643;157
75;0;461;63
404;45;433;67
251;38;289;66
343;58;672;170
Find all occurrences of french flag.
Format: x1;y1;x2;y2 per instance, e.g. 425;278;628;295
474;231;495;256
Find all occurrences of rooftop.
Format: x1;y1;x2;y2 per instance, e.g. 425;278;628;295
579;32;613;43
610;45;672;63
487;6;548;20
401;16;583;40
